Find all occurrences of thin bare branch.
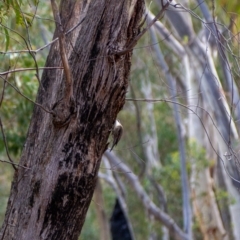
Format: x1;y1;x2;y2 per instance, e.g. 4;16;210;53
105;151;188;240
0;20;41;85
0;67;63;76
0;159;30;169
4;80;52;114
0;16;85;55
126;97;240;184
0;73;9;108
0;116;17;171
51;0;73;101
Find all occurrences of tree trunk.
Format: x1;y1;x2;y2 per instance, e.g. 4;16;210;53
0;0;144;239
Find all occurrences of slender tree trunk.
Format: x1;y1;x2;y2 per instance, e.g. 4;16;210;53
149;26;192;239
0;1;144;239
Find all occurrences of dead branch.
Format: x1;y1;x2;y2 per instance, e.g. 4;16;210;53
0;67;63;76
51;0;73;102
50;0;76;128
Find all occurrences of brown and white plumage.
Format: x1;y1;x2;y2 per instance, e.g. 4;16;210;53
110;120;123;151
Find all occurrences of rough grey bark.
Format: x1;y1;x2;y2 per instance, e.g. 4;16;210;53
0;0;145;239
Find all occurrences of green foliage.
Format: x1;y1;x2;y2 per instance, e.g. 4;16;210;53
0;1;53;53
3;28;10;52
80;179;116;239
0;0;38;25
154;152;183;227
187;140;211;170
0;163;14;224
215;188;235;205
0;54;39;155
155;103;178;161
0;0;53;157
0;1;28;51
192;216;203;240
79;202;100;240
